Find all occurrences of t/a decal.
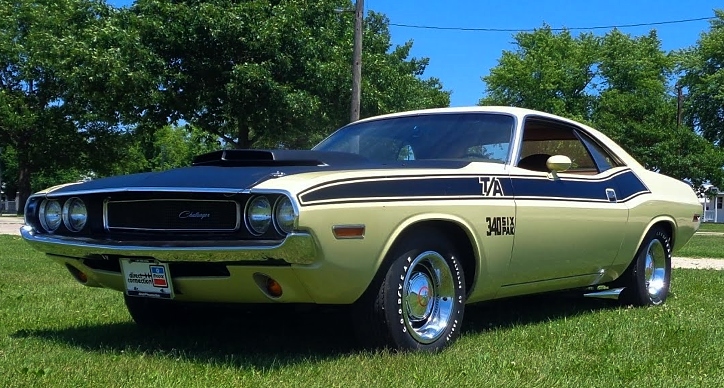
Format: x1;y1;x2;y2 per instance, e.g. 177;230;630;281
486;216;515;236
479;177;505;197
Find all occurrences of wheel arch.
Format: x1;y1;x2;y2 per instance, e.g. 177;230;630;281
637;216;676;251
612;216;675;289
379;216;479;297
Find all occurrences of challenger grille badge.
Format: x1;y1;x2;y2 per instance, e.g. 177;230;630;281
178;211;211;220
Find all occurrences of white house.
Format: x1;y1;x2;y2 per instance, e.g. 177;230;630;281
701;185;724;223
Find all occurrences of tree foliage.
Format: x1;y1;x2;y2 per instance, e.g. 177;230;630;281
679;10;724;146
125;1;449;150
482;26;724;188
0;0;449;213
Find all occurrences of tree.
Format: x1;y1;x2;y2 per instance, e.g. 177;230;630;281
481;26;599;121
679;10;724;145
0;0;155;213
481;26;724;188
359;12;449;118
127;1;449;150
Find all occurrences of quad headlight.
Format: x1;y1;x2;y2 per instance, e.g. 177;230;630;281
245;196;272;235
62;197;87;232
39;199;62;232
245;195;297;236
273;196;296;235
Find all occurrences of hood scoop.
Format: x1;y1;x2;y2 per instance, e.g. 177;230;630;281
192;149;369;167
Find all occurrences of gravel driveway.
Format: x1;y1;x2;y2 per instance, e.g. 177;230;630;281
2;216;722;270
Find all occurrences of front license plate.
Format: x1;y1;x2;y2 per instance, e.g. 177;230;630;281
120;258;174;299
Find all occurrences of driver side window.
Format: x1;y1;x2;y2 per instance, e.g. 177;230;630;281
517;117;621;174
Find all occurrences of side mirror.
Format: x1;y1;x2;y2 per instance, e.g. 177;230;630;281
546;155;572;179
546;155;572;172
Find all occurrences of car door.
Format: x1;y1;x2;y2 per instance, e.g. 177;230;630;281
501;116;632;290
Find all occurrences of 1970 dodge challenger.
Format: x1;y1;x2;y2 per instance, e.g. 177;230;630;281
22;106;701;351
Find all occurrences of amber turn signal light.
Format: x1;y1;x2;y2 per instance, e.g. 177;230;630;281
266;278;283;297
332;225;365;239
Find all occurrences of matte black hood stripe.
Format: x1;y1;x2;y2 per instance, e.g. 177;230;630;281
46;161;474;196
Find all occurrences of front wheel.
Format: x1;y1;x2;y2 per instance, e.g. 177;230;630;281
354;229;466;351
620;226;672;306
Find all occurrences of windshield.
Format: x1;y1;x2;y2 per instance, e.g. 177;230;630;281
313;113;515;164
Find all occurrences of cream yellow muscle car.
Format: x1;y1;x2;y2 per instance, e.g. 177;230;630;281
21;107;701;352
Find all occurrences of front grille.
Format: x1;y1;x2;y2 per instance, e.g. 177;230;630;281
105;199;240;231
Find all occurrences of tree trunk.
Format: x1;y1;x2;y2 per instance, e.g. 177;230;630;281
236;125;252;149
16;163;31;216
15;136;32;216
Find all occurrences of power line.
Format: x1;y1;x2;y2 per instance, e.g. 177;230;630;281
389;16;713;32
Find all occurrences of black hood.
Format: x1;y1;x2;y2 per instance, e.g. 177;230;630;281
47;150;472;195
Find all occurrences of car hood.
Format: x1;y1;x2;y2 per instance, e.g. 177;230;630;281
43;150;475;196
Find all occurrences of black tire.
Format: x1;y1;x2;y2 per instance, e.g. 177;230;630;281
620;226;672;306
353;228;466;352
123;294;184;327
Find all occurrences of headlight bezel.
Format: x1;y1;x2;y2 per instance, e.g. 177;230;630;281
38;199;63;232
273;196;297;235
62;197;88;232
245;195;273;236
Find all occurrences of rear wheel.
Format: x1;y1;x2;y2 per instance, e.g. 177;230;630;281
354;228;466;351
620;226;672;306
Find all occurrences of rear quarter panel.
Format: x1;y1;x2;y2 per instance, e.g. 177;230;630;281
612;169;700;275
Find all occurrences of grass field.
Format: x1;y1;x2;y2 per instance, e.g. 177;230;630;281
2;235;724;387
677;234;724;258
699;223;724;233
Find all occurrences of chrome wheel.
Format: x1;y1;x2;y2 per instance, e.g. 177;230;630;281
620;226;671;307
644;239;667;300
402;250;455;344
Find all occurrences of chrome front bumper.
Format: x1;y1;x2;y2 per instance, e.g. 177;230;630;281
20;225;318;264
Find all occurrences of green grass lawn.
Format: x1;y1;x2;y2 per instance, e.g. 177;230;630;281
698;222;724;233
2;235;724;387
677;234;724;258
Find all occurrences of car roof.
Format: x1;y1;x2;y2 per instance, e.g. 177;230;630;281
352;106;553;123
349;106;645;170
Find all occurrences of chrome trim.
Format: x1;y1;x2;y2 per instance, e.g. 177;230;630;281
45;187;251;197
244;195;272;236
583;287;624;300
249;188;301;216
39;199;62;233
644;239;667;302
103;199;241;232
62;197;88;232
20;225;318;264
272;196;298;235
402;250;455;344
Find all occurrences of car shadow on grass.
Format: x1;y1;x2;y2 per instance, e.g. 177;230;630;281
12;292;623;366
463;291;620;333
12;304;360;368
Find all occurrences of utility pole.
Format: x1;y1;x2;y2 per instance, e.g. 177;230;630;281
0;147;3;214
676;83;683;128
350;0;364;122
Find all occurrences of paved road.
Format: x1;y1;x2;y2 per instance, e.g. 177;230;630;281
0;216;23;235
3;216;722;269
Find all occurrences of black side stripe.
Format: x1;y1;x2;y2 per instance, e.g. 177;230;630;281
298;169;650;206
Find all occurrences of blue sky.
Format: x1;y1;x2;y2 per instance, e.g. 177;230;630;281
107;0;722;107
371;0;722;106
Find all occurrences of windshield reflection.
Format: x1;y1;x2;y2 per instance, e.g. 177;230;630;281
314;113;515;164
